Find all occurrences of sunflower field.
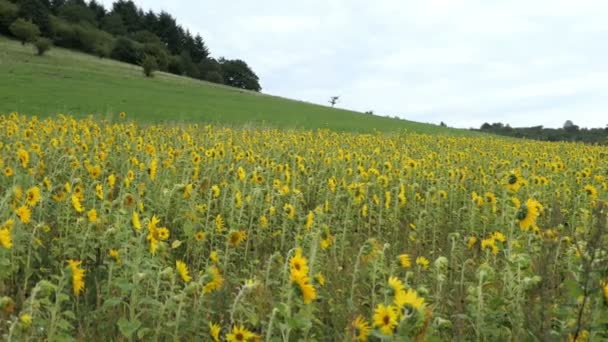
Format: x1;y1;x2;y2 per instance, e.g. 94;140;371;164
1;113;607;341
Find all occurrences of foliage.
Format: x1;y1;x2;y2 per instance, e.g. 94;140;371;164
33;36;50;55
219;58;261;92
141;54;157;77
476;122;608;145
0;0;18;34
0;36;460;134
1;0;261;91
1;113;607;340
110;36;141;64
9;17;39;44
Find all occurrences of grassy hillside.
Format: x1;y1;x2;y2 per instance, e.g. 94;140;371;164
0;36;468;134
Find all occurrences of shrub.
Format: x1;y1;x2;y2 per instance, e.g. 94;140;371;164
110;36;142;64
142;54;158;77
34;37;52;55
9;18;40;45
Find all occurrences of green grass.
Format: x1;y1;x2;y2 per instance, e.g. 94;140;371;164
0;35;472;134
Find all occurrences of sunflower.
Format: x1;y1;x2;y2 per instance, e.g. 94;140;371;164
583;184;598;201
373;304;398;336
602;281;608;305
132;212;142;230
3;167;13;177
353;315;371;341
194;231;206;241
387;276;405;297
215;214;225;233
17;148;29;168
315;272;325;287
228;230;247;247
467;236;478;249
289;248;309;281
209;322;221;342
398;254;411;268
506;170;524;192
283;203;296;220
157;227;170;240
294;275;317;304
203;265;224;294
26;186;41;207
481;237;498;255
15;205;31;224
395;288;425;312
67;259;85;296
71;194;84;213
226;324;254;342
87;209;98;223
416;256;430;270
176;260;192;283
95;184;104;200
517;198;542;231
0;228;12;249
108;249;119;260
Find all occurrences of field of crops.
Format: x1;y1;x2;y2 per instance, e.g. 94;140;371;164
1;113;607;341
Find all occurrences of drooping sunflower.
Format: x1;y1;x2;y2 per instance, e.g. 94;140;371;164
176;260;192;283
203;265;224;294
353;315;371;341
209;322;221;342
67;259;85;296
228;230;247;247
398;254;411;268
0;228;12;249
294;275;317;304
416;256;430;270
387;277;405;297
373;304;398;336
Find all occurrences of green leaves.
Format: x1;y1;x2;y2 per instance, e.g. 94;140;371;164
117;317;141;339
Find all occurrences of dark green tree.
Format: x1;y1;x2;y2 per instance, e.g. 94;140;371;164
58;1;97;25
110;36;141;64
17;0;51;35
101;12;125;35
219;58;261;91
179;50;199;78
0;0;19;34
192;34;209;63
87;0;106;24
111;0;141;33
9;18;40;44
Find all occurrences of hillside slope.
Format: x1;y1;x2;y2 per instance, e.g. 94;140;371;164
0;36;469;134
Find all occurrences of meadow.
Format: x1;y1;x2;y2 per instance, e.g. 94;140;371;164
1;112;607;341
0;36;468;135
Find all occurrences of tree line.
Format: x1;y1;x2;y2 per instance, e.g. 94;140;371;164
473;121;608;144
0;0;261;91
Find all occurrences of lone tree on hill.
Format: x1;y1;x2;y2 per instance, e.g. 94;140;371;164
9;18;40;45
142;54;158;77
34;37;51;55
329;96;339;107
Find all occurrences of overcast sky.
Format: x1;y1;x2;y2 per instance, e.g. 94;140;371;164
100;0;607;128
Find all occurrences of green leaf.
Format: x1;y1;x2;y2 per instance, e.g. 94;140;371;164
117;317;141;338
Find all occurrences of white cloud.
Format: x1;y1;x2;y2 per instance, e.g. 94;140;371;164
100;0;608;128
